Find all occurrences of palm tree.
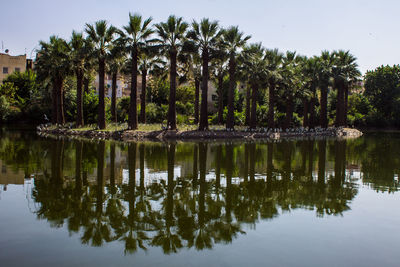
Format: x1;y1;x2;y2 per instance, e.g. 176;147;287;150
155;15;189;130
121;13;154;130
187;18;221;130
85;20;118;129
332;50;360;127
108;41;126;122
241;43;267;129
36;36;71;124
264;48;283;128
318;51;334;128
221;26;251;130
70;31;91;127
138;48;163;123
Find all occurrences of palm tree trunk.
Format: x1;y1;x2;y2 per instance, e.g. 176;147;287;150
303;98;309;127
129;47;138;130
344;84;349;126
335;82;345;127
140;68;147;123
57;77;65;125
309;86;316;129
268;81;275;128
226;55;236;130
168;48;177;130
284;94;293;130
52;78;57;124
84;77;89;93
76;69;84;127
194;78;200;125
199;50;209;131
111;72;117;123
245;84;250;126
98;58;106;129
250;83;258;129
320;86;328;128
217;75;224;124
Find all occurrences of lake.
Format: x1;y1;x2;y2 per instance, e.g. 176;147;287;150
0;128;399;267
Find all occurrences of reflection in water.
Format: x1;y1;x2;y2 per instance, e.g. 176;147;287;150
1;131;400;255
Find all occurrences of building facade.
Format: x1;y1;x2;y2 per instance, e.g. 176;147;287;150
0;53;27;83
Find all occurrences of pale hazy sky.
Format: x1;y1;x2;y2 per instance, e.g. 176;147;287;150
1;0;399;73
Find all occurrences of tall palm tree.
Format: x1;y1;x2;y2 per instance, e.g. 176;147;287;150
155;15;189;130
317;51;334;128
187;18;221;131
121;13;154;130
264;48;283;128
221;26;251;130
108;41;126;122
138;48;163;123
241;43;267;129
36;36;71;124
85;20;118;129
332;50;360;127
70;31;91;127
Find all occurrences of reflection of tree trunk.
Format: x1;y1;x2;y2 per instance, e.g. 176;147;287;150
110;143;116;195
225;144;233;221
266;142;273;194
317;140;326;185
283;141;291;181
128;143;137;219
215;145;222;192
75;141;83;195
301;141;307;176
139;144;145;192
334;140;346;186
249;143;255;183
96;141;105;214
308;140;314;179
244;144;249;182
199;143;207;226
193;144;198;187
166;143;175;225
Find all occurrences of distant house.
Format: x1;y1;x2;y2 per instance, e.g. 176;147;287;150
0;53;29;83
93;74;143;102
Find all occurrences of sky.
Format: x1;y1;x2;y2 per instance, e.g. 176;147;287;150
1;0;399;74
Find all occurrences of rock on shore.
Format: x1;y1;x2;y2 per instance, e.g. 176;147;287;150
36;125;363;142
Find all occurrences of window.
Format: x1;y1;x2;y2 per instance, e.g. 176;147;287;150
15;67;20;72
2;67;8;74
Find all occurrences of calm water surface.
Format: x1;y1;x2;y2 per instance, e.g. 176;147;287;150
0;129;399;267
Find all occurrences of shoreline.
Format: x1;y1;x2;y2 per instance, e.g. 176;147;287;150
36;124;363;142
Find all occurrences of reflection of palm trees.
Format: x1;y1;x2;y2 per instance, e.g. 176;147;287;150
151;142;183;254
29;138;361;255
120;143;150;254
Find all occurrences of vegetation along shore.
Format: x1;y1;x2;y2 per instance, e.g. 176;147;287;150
2;13;398;137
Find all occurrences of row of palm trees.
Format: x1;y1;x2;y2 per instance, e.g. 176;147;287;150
35;13;361;130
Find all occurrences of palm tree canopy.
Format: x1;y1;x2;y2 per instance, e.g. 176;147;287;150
332;50;361;84
221;26;251;56
187;18;221;53
155;15;189;51
121;13;154;51
36;35;71;80
85;20;119;59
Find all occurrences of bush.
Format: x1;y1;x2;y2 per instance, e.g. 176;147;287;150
145;103;168;123
0;96;10;121
83;89;99;124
